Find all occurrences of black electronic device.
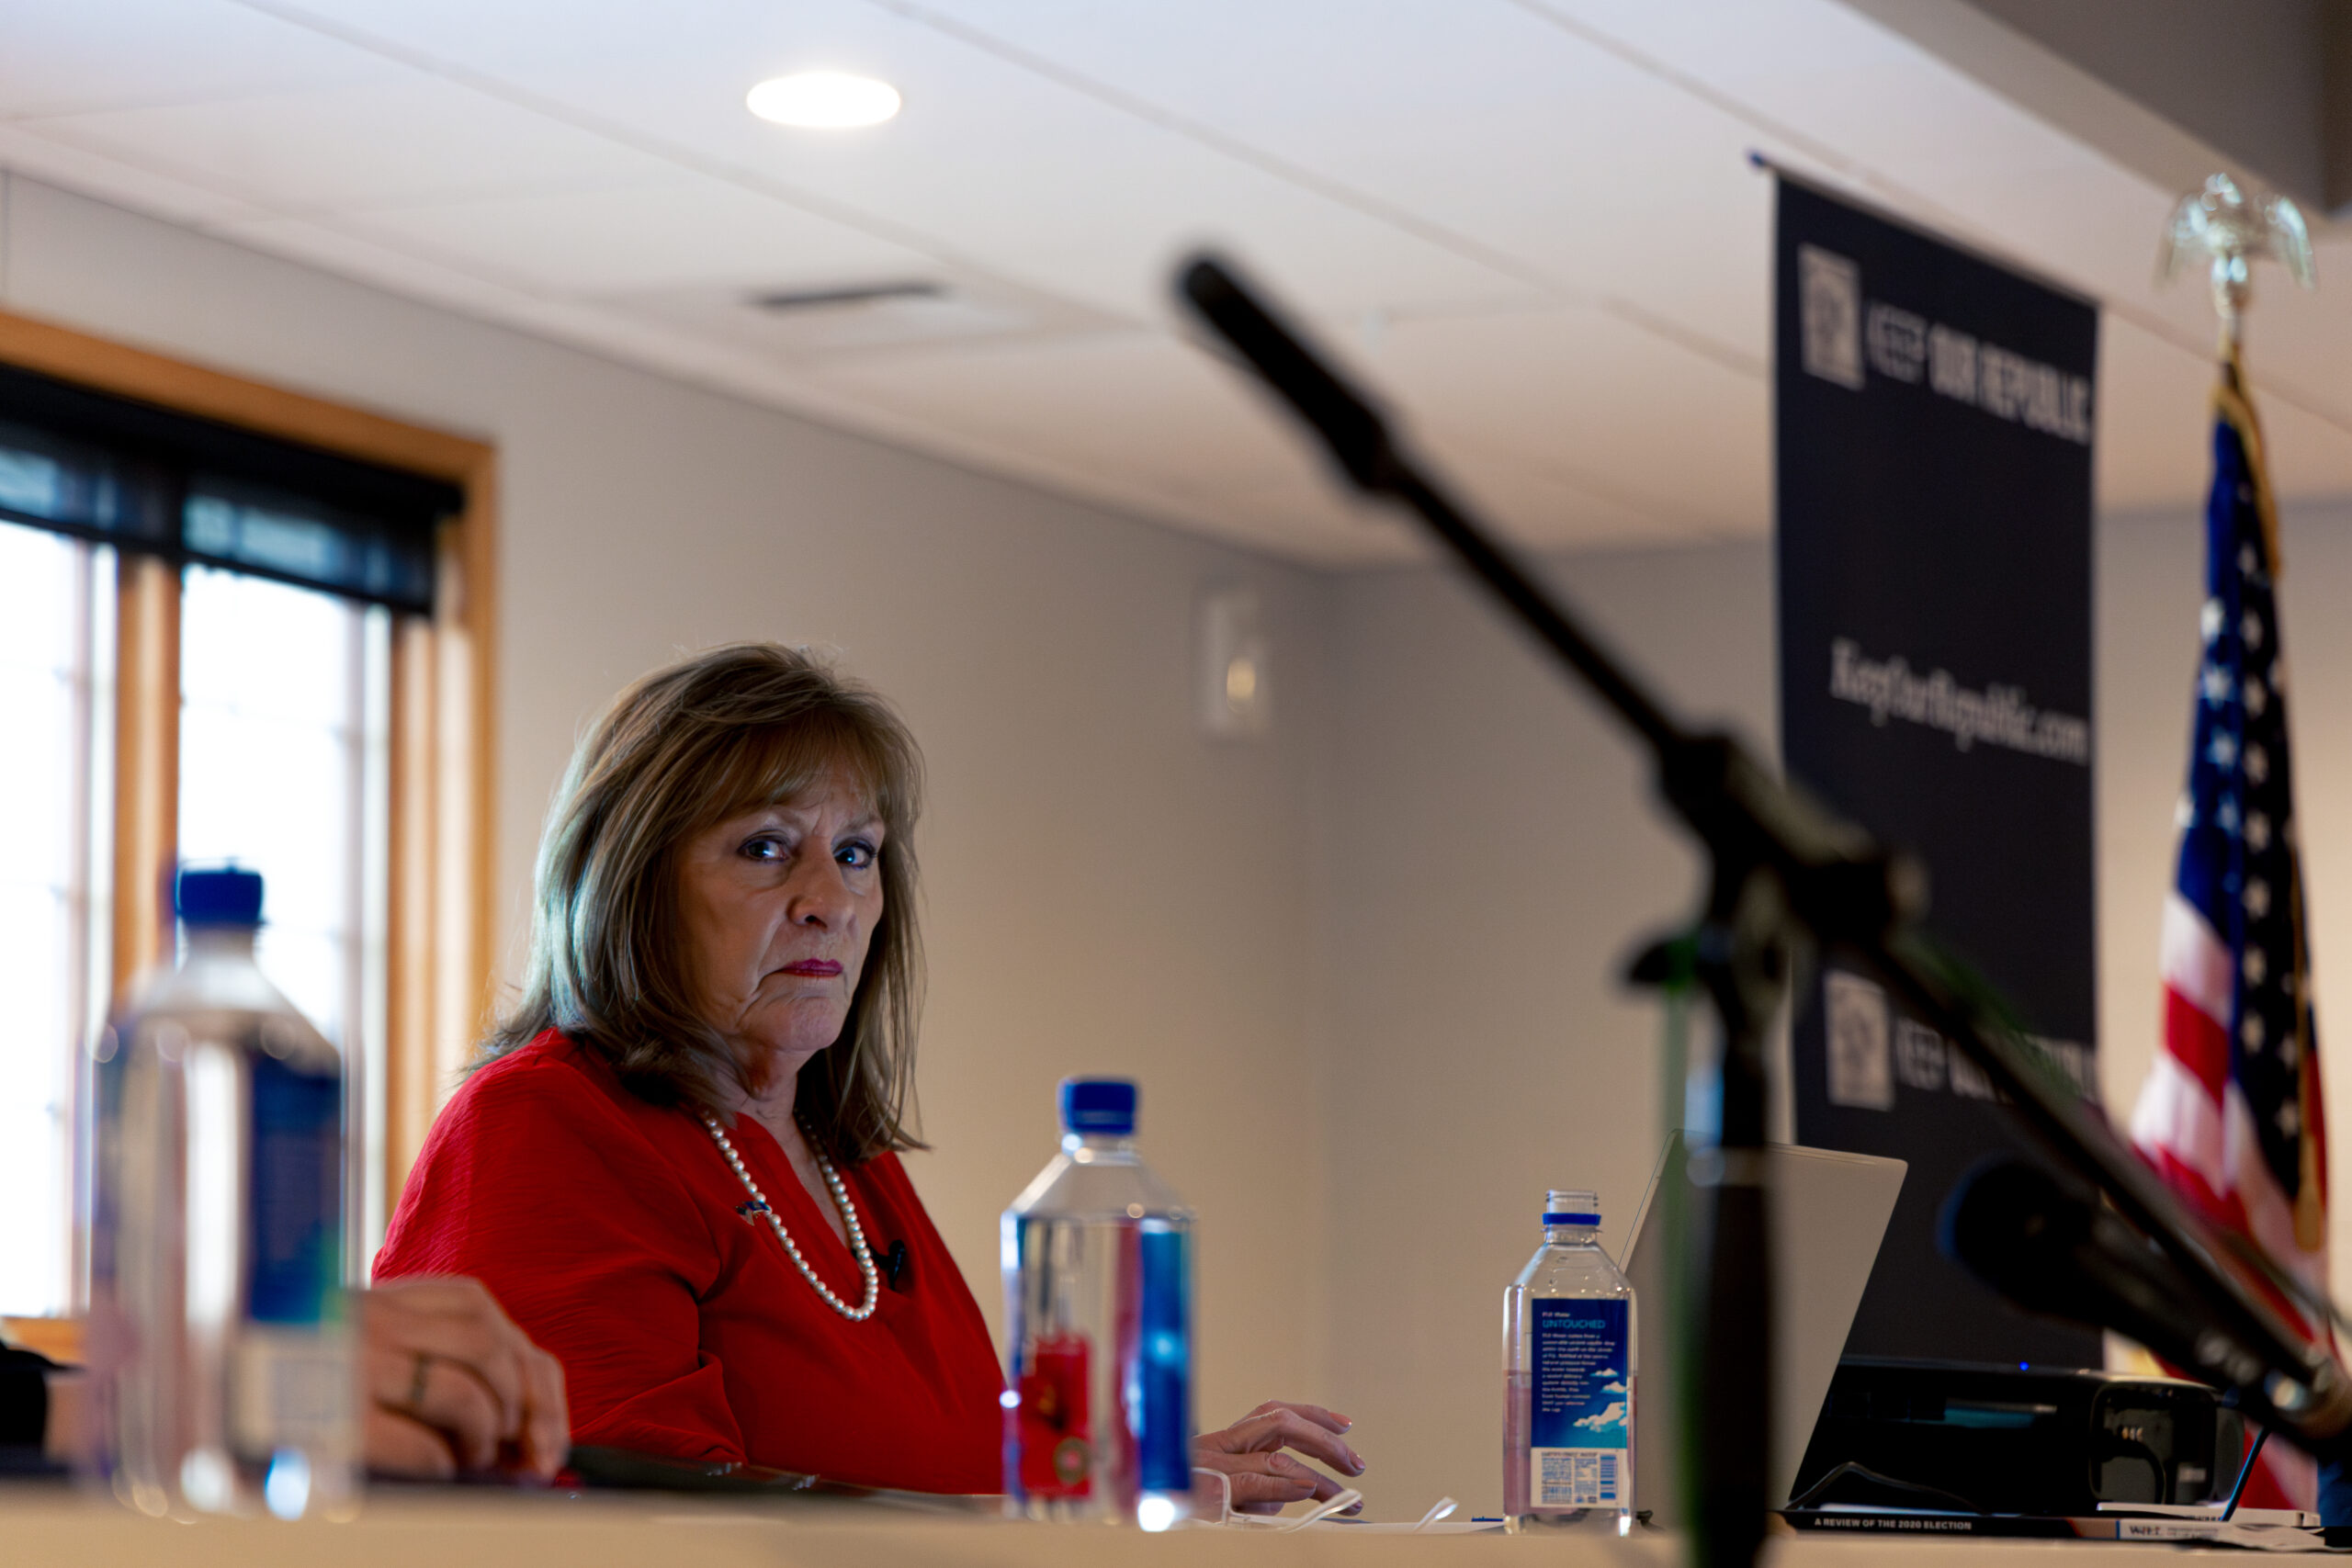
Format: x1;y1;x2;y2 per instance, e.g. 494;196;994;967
559;1446;998;1510
1792;1359;2240;1517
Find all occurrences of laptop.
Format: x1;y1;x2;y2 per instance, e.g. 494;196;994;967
1617;1132;1905;1526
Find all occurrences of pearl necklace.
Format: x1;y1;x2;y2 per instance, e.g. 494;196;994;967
697;1111;879;1322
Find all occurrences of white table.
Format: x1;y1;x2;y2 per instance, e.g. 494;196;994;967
0;1488;2289;1568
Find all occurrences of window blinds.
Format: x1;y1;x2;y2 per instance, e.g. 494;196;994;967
0;361;460;614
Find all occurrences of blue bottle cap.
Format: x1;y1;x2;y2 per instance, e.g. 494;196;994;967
1059;1077;1137;1135
1544;1188;1600;1225
175;865;265;927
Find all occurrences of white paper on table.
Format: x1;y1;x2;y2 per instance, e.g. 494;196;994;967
1297;1519;1503;1534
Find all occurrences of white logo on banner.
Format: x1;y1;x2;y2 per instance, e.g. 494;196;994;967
1895;1018;1947;1090
1865;303;1928;382
1828;637;2090;765
1862;1006;2107;1104
1825;969;1894;1111
1799;244;1865;389
1794;248;2093;445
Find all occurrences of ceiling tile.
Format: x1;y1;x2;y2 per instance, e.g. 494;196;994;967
5;0;2346;573
203;209;560;322
22;73;665;213
0;121;270;227
0;0;399;118
1368;302;1770;536
1544;0;2352;434
797;327;1331;496
220;0;1549;321
1410;432;1709;550
330;172;943;297
1178;469;1428;565
2091;312;2352;518
1197;445;1702;562
876;0;1774;357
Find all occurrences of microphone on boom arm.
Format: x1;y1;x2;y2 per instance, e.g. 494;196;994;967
1176;245;2352;1544
1941;1158;2352;1454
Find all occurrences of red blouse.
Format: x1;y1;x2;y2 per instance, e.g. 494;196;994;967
374;1032;1004;1492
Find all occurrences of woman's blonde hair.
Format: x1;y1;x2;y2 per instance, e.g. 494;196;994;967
484;642;925;1164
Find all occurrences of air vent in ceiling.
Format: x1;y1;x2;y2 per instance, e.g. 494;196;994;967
751;280;944;311
616;266;1124;361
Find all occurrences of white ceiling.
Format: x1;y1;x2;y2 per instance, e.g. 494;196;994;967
2;0;2349;565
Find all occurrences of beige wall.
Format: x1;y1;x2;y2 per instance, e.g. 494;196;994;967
0;173;1335;1428
1315;504;2352;1517
1315;543;1773;1517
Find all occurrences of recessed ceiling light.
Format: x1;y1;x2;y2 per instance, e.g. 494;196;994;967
746;72;901;130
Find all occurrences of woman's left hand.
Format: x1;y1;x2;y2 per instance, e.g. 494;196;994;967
359;1275;571;1481
1192;1401;1366;1515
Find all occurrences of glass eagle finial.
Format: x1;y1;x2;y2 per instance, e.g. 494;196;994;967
2158;174;2316;348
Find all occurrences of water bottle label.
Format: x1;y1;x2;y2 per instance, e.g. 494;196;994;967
247;1054;344;1326
1134;1224;1192;1493
232;1325;354;1459
1528;1298;1629;1509
1017;1334;1093;1496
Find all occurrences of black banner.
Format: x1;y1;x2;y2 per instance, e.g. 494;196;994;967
1776;176;2100;1368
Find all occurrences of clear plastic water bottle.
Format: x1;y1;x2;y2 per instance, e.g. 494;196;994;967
1503;1188;1635;1534
1001;1077;1194;1529
82;866;357;1519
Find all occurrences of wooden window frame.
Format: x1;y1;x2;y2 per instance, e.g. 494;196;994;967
0;306;498;1246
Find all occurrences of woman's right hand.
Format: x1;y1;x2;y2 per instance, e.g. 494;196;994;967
360;1276;569;1481
1191;1401;1366;1515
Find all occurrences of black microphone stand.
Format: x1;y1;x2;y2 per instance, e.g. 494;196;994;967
1174;254;2352;1565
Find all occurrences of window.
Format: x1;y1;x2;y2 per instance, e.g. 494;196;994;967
0;525;110;1316
0;310;494;1326
179;567;394;1261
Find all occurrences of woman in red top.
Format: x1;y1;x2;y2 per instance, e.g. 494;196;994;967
377;644;1362;1507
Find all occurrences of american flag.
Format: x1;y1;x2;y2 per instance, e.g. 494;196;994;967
2131;362;2329;1510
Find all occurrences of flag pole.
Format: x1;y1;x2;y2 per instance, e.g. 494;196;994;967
2134;174;2330;1517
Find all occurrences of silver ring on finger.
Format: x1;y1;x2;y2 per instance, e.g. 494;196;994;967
405;1351;434;1413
